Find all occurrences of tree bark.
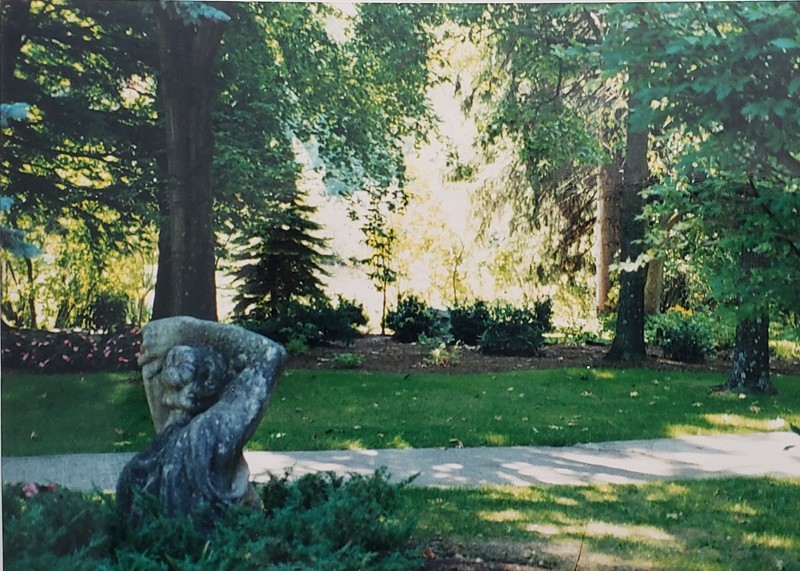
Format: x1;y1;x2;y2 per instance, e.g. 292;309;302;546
595;156;622;312
151;5;227;321
606;60;649;362
725;248;776;394
643;258;663;315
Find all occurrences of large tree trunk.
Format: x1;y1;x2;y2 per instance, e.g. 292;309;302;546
725;249;776;394
150;5;227;321
606;61;649;362
595;156;622;312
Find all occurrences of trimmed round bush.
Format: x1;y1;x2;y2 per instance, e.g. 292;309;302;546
480;301;551;357
385;294;439;342
645;309;715;363
449;300;490;346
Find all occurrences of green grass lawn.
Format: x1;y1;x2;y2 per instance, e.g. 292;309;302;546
402;477;800;571
2;367;798;456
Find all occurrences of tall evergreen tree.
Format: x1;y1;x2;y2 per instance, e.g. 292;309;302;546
231;191;330;319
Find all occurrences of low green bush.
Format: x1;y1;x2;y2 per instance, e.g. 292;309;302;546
2;483;112;569
645;309;715;363
385;294;441;343
1;327;141;373
238;296;367;347
86;291;131;333
449;300;490;346
3;470;419;571
480;300;552;357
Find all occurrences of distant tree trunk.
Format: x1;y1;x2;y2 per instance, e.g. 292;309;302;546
24;257;37;328
606;61;649;362
150;5;227;321
595;155;622;312
725;248;776;394
643;258;663;315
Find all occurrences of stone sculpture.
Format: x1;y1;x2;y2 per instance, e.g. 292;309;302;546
116;316;286;530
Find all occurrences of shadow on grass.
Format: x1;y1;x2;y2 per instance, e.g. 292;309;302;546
405;477;800;571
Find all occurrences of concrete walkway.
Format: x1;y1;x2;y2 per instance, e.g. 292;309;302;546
3;431;799;492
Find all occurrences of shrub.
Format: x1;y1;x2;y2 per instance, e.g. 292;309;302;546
449;300;490;346
237;296;367;347
2;482;111;570
257;469;417;569
480;301;552;357
87;291;130;333
645;309;715;363
385;294;440;342
1;327;141;373
3;471;419;571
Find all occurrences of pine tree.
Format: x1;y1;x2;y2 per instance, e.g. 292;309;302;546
231;192;331;320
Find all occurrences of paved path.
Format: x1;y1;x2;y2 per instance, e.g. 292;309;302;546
3;432;799;492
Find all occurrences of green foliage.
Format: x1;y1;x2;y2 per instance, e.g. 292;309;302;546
330;352;365;369
449;300;490;346
480;300;552;357
87;291;131;333
257;470;417;570
237;297;367;347
1;0;161;254
645;309;715;363
3;471;418;571
2;483;111;570
230;192;332;320
417;334;462;367
1;327;140;373
385;294;441;343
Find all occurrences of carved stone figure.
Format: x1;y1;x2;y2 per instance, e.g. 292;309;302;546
116;316;286;530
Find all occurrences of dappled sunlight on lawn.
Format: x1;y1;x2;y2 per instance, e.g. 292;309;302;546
407;478;800;570
703;413;786;431
526;520;675;543
743;532;797;550
482;432;510;446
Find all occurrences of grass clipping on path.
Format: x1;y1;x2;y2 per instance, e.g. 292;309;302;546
404;477;800;571
2;368;799;455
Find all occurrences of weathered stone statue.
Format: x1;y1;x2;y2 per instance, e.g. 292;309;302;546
116;316;286;530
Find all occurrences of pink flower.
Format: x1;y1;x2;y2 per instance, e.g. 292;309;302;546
64;339;71;345
22;483;38;498
62;354;71;362
119;357;129;363
21;352;29;361
103;347;111;357
46;483;57;492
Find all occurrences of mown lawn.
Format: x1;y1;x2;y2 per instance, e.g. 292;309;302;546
2;367;798;456
402;477;800;571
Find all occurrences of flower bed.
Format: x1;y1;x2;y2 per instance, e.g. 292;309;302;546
1;327;140;373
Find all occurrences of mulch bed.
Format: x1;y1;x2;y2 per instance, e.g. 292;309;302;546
288;335;800;377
